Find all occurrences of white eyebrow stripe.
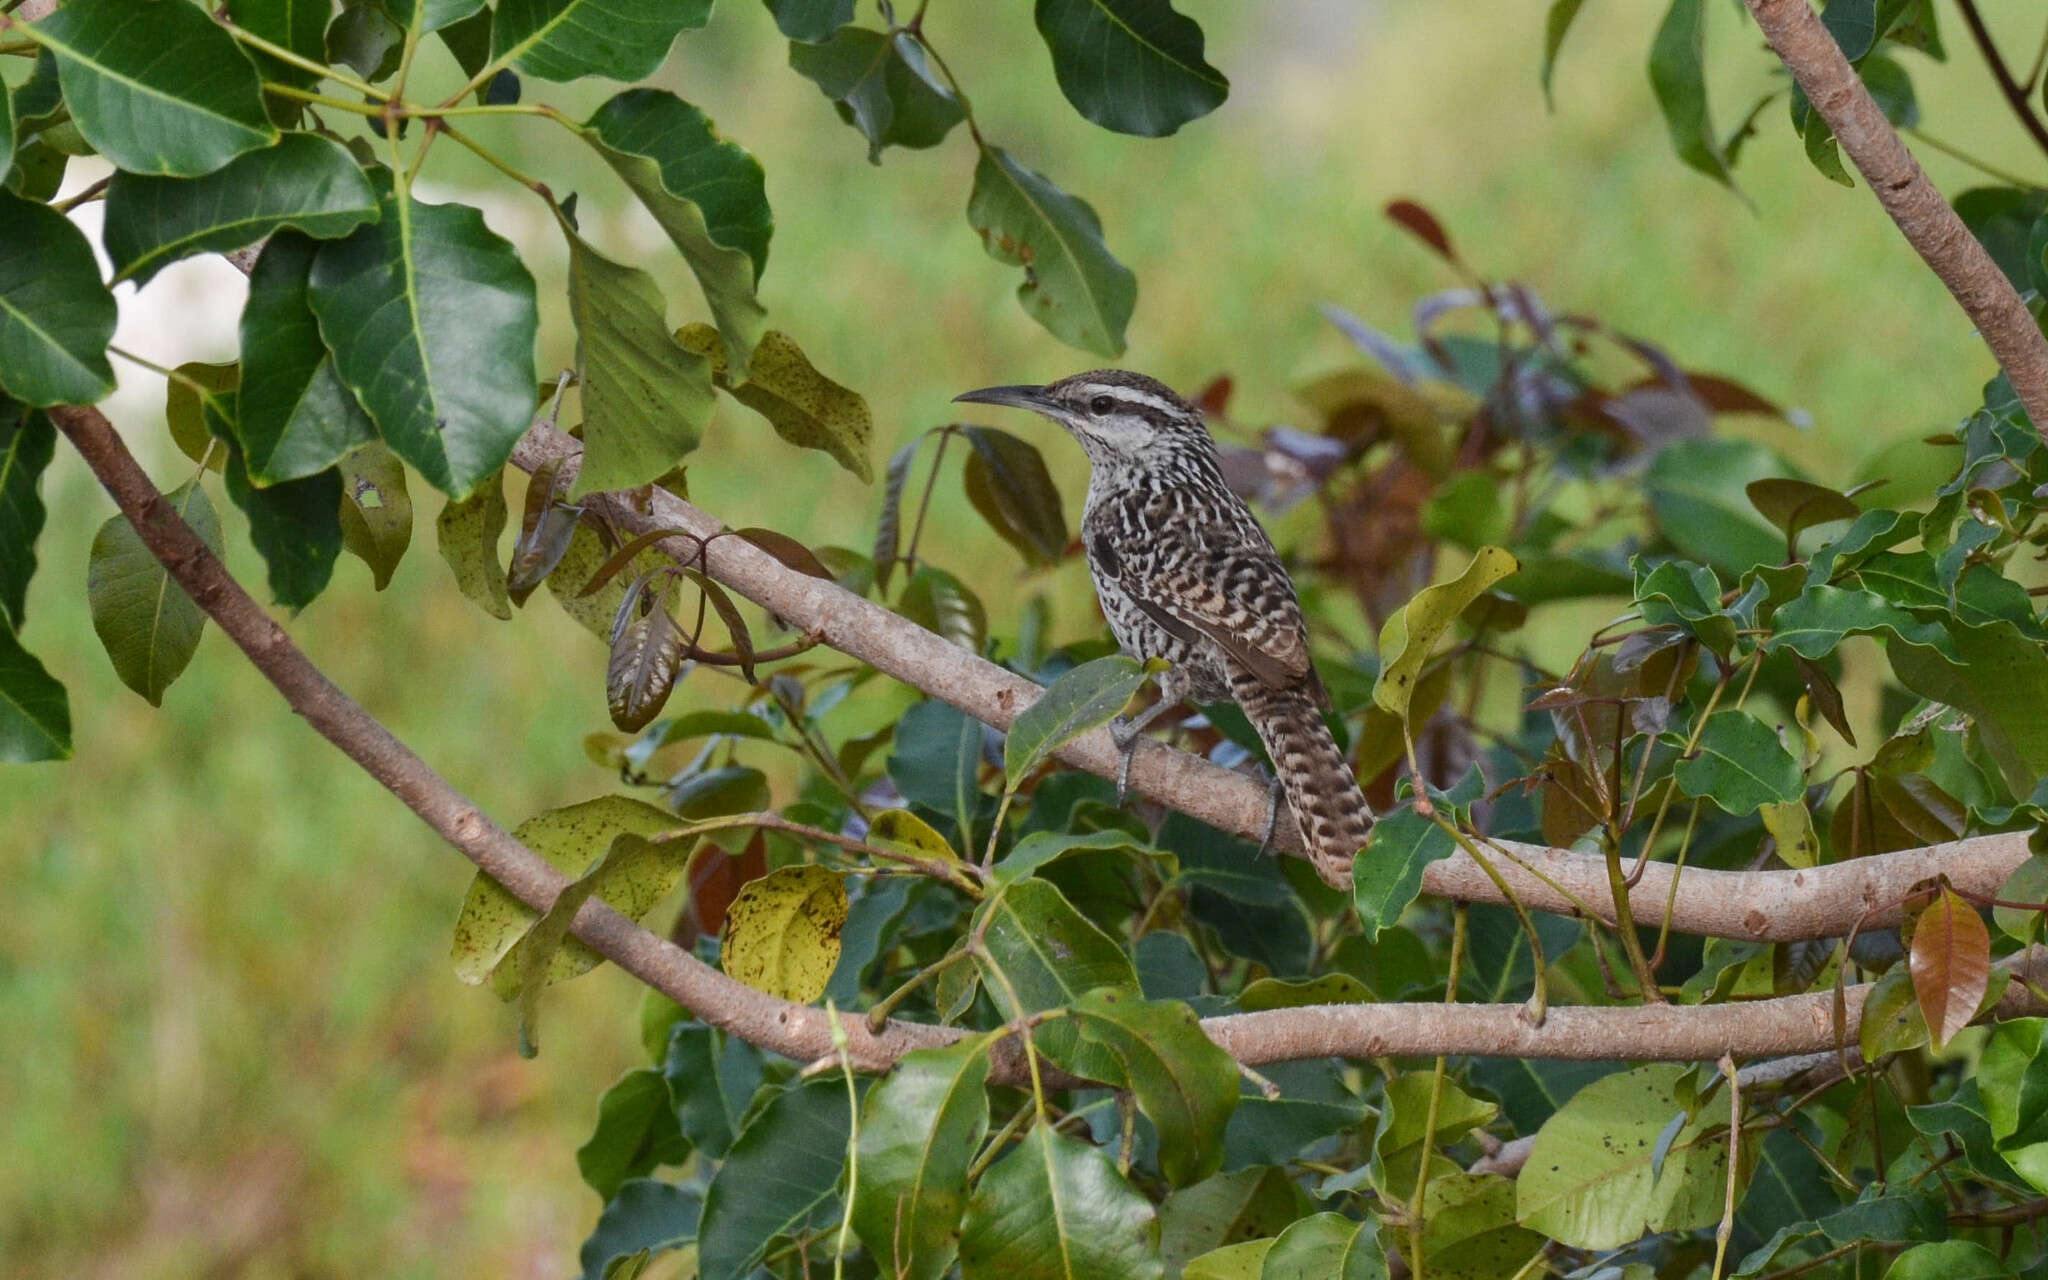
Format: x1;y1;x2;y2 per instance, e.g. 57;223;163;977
1102;387;1179;416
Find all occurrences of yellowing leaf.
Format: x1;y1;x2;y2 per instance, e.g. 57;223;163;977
679;324;872;481
868;807;960;862
1374;546;1519;720
721;864;848;1003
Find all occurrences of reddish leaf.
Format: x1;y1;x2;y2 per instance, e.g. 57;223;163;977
1682;373;1785;419
1908;886;1990;1051
1385;198;1459;263
671;831;768;947
735;527;833;580
1193;374;1233;416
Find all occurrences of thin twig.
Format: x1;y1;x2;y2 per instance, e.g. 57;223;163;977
1955;0;2048;161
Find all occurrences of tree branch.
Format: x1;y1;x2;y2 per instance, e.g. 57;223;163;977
510;423;2033;944
1743;0;2048;436
48;401;2048;1081
1954;0;2048;161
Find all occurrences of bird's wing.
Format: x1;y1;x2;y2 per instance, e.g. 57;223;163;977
1111;493;1316;693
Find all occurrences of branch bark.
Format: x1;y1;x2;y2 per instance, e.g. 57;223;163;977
510;423;2033;943
48;402;2048;1081
1743;0;2048;436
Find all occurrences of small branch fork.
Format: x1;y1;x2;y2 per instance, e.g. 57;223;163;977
46;402;2048;1082
1743;0;2048;437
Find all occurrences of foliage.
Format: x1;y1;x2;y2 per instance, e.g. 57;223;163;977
8;1;2048;1277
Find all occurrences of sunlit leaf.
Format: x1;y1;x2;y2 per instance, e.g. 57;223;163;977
721;864;848;1003
1373;546;1519;719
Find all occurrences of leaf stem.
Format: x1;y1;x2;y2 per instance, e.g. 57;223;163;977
966;1103;1034;1183
51;175;109;213
864;944;970;1032
900;426;953;577
1406;903;1468;1280
437;120;553;197
262;81;384;117
827;1002;859;1280
225;22;383;97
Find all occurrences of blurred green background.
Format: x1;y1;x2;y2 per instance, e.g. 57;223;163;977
2;0;2033;1273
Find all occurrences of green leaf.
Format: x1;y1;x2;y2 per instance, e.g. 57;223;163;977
1746;477;1859;551
1159;1168;1311;1275
963;425;1067;567
958;1125;1164;1280
0;188;116;407
1373;546;1519;719
1184;1242;1272;1280
1260;1213;1388;1280
500;833;645;1053
1764;584;1961;663
768;0;856;42
1884;1242;2017;1279
997;827;1159;886
967;145;1136;358
1352;804;1453;942
1647;439;1797;575
164;360;237;471
584;90;771;373
897;564;987;652
662;1021;765;1159
788;27;965;162
239;232;379;484
386;0;488;36
720;863;847;1003
1891;621;2048;797
86;480;219;706
557;216;715;498
974;876;1139;1016
1223;1060;1369;1171
889;698;985;848
676;324;871;481
579;1179;699;1280
1674;712;1804;815
1518;1064;1745;1249
490;0;711;83
1005;655;1146;786
1647;0;1735;187
1805;507;1917;585
1033;0;1227;138
222;444;343;611
1540;0;1587;107
697;1076;855;1279
852;1036;993;1280
1237;974;1373;1011
1417;1173;1544;1280
336;442;412;589
326;0;405;80
309;171;538;499
1052;989;1239;1188
578;1067;688;1200
0;401;56;635
33;0;277;177
436;472;513;619
450;795;682;984
0;625;71;762
104;134;379;286
0;57;14;179
228;0;331;88
1375;1072;1498;1198
1632;557;1735;657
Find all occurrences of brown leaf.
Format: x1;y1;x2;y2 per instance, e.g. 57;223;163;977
1909;886;1990;1051
735;527;833;580
1385;198;1459;263
685;569;757;683
1193;374;1234;416
671;831;767;948
1792;653;1855;746
507;457;581;604
1681;373;1785;419
607;601;685;731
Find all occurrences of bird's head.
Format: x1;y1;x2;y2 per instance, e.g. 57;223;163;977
954;370;1212;468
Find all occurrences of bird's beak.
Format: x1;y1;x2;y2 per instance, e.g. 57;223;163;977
954;384;1058;414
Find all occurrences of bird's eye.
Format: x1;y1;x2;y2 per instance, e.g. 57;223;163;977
1088;395;1115;415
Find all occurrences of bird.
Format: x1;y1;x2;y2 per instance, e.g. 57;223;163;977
955;370;1371;889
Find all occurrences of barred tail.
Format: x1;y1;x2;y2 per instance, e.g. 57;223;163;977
1234;675;1374;889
